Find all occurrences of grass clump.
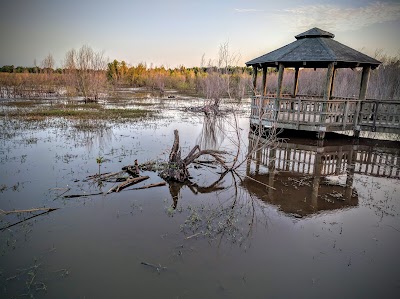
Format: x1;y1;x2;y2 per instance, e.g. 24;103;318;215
4;100;43;108
0;106;154;121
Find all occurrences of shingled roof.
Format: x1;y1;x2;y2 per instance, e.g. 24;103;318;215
246;28;381;69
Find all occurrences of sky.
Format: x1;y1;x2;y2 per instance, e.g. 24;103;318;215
0;0;399;68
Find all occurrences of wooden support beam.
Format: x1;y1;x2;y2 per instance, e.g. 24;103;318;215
276;63;284;98
262;66;268;96
319;62;335;136
354;66;371;137
359;66;371;101
293;67;299;97
252;65;258;96
324;62;335;102
275;63;284;119
330;68;336;97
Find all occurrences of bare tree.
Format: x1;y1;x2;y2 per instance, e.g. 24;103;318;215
41;53;55;73
63;45;107;101
198;42;243;110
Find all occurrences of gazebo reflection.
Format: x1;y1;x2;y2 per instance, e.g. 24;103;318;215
243;132;400;217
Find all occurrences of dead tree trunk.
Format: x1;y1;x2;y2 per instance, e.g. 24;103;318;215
160;130;227;182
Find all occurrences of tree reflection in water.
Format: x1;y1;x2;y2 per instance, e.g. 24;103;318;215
167;168;269;247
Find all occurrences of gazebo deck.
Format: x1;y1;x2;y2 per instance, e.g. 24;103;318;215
250;95;400;135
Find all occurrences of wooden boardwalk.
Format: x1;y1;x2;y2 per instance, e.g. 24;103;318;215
250;95;400;136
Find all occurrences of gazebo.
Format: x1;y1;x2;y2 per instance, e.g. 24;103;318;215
246;27;399;138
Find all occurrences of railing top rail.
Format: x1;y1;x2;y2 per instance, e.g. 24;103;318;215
252;95;400;104
253;97;360;103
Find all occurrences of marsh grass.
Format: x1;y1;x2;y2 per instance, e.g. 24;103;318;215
53;101;102;110
4;100;44;108
0;105;155;121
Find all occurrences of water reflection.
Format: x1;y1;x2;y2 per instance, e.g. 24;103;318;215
196;115;225;150
70;120;114;150
243;132;400;217
168;171;228;209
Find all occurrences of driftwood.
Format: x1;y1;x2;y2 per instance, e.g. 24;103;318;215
85;171;125;182
63;192;103;198
140;261;167;274
107;176;149;193
123;160;140;177
129;181;166;190
1;208;58;231
86;172;111;179
0;207;57;215
159;130;227;182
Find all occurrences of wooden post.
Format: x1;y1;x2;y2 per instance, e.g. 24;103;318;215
329;68;336;97
275;63;284;119
293;67;299;97
255;148;261;175
345;146;356;200
319;62;335;139
252;65;258;96
323;63;335;103
311;149;323;211
262;66;268;96
354;66;371;137
268;148;276;201
276;63;284;98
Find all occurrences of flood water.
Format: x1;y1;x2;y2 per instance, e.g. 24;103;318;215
1;92;400;298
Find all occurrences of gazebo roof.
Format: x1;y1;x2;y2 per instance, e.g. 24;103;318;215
246;27;381;69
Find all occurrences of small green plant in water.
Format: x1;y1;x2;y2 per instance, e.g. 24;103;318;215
96;156;105;175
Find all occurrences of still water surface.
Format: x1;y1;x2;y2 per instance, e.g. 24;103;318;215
0;95;399;298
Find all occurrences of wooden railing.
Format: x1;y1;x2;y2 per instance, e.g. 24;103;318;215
359;101;400;132
251;95;400;134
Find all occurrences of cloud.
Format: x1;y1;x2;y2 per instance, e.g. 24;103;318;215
281;1;400;31
234;8;263;13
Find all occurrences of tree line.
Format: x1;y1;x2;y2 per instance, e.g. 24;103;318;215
0;45;399;101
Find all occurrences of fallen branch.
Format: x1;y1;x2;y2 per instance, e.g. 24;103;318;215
63;192;103;198
86;172;111;179
185;232;203;239
107;176;149;193
100;171;125;180
85;171;124;181
140;261;167;274
129;181;166;190
0;207;56;215
50;187;71;200
235;170;276;190
1;208;58;231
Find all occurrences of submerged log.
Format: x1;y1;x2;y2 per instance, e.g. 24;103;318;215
107;176;149;193
0;207;58;215
124;160;140;177
1;208;58;231
159;129;227;182
130;181;166;190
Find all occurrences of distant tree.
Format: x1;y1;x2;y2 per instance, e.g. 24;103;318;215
41;53;55;74
0;65;14;73
63;45;107;101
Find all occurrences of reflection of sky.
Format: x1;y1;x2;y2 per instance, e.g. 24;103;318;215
0;0;399;67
